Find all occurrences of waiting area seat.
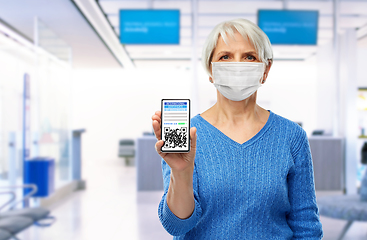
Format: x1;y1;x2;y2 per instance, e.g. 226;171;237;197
118;139;135;166
0;230;11;240
317;169;367;240
0;207;50;222
0;185;53;240
0;216;33;240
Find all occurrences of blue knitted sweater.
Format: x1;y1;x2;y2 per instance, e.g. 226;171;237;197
158;111;323;239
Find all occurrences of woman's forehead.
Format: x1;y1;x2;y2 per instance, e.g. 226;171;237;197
216;32;256;51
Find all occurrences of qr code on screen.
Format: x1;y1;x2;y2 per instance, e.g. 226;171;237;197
163;127;188;148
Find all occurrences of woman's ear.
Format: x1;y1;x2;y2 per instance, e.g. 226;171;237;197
262;61;272;83
209;64;213;83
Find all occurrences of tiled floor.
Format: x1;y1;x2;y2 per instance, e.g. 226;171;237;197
17;158;171;240
17;158;367;240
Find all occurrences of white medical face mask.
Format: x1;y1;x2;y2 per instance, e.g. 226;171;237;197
211;62;265;101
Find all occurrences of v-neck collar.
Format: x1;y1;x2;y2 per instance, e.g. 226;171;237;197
195;110;274;148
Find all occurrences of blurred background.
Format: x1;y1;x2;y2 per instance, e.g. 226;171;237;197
0;0;366;239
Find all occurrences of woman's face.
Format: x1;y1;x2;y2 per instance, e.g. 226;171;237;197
212;31;259;63
209;31;271;83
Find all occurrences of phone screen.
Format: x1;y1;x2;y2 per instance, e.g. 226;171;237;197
161;99;190;153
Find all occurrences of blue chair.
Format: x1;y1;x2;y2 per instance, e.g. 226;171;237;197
317;169;367;240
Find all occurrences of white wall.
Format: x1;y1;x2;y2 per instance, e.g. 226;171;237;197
357;48;367;87
72;68;191;162
72;60;318;162
257;59;318;132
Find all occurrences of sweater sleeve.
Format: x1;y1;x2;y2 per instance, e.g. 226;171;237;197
287;129;323;239
158;159;202;236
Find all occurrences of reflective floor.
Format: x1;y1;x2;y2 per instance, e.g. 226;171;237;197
17;158;367;240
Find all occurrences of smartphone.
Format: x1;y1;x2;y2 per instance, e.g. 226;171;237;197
161;99;190;153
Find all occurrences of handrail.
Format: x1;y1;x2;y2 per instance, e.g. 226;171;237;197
0;184;38;211
0;191;16;212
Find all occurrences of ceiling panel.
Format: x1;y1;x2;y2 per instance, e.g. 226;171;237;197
97;0;367;67
198;1;282;13
318;29;333;39
319;16;367;28
288;2;333;14
198;15;257;26
100;0;191;13
340;2;367;15
106;15;119;26
99;1;150;12
339;16;367;28
0;0;121;68
153;1;191;13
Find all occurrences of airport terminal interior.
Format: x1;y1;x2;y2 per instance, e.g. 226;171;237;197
0;0;367;239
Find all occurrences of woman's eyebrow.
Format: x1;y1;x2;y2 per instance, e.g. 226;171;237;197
243;51;258;55
216;51;231;56
216;50;258;56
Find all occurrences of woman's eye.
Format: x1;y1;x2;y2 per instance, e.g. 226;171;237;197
246;55;256;61
220;55;229;60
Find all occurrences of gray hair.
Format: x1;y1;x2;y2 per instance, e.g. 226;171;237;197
201;18;273;77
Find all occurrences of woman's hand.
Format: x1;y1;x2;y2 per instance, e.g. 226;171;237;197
152;110;197;219
152;111;197;173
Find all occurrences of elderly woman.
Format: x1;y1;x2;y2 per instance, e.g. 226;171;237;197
151;19;323;239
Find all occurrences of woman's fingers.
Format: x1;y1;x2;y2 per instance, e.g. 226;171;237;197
152;111;162;140
152;114;161;125
152;111;197;170
152;111;161;124
152;120;161;140
155;110;161;118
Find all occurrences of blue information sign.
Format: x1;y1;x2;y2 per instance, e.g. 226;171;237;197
119;9;180;44
258;10;318;45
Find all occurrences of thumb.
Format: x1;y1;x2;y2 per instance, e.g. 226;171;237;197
155;140;166;157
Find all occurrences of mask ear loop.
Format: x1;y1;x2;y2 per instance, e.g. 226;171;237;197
209;62;215;83
262;62;268;84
